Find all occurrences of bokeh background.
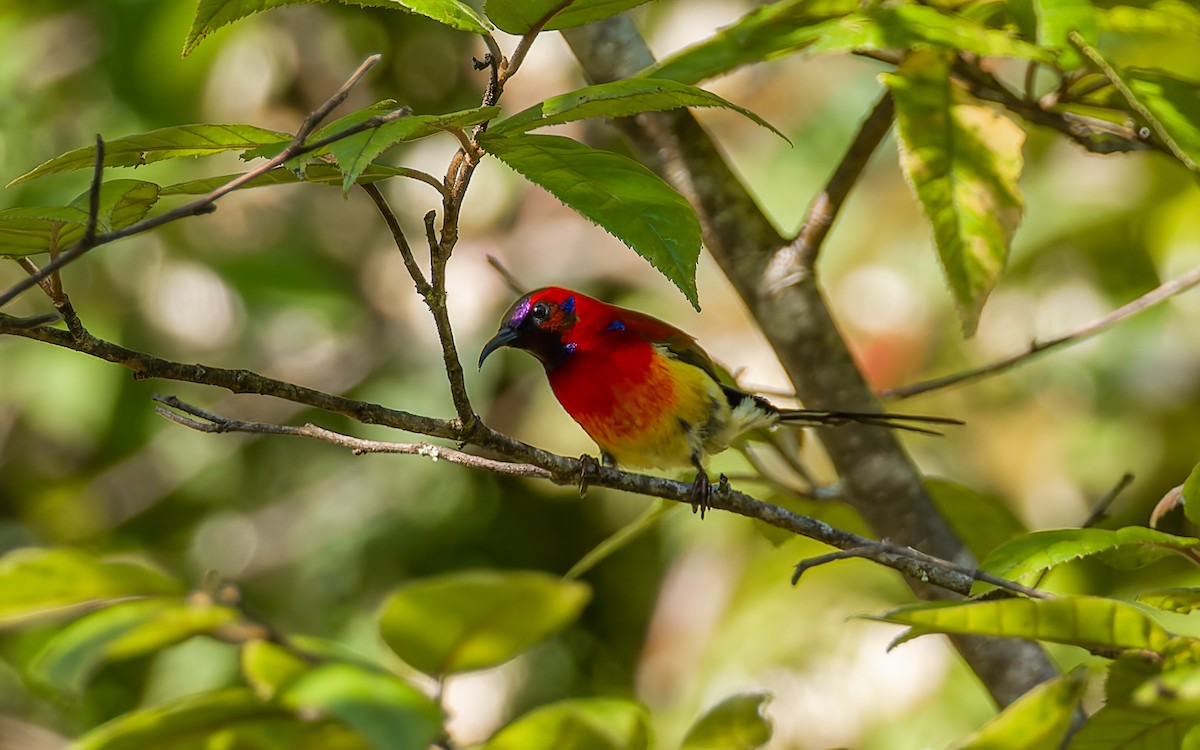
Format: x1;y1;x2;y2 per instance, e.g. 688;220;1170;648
2;1;1200;748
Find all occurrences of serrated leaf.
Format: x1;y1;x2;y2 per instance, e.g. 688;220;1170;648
974;527;1200;594
378;570;591;676
184;0;313;56
69;688;286;750
1065;707;1195;749
643;0;863;84
0;548;182;629
1139;588;1200;614
948;671;1086;750
484;0;651;34
644;0;1050;85
10;125;292;185
342;0;492;35
478;133;702;309
885;50;1025;336
279;663;444;750
242;639;312;699
0;180;161;258
30;598;240;694
926;477;1026;561
873;596;1171;652
481;698;650;750
184;0;491;56
490;78;787;142
320;103;499;193
1036;0;1097;70
681;692;772;750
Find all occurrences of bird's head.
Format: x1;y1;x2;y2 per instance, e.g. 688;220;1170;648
479;287;581;370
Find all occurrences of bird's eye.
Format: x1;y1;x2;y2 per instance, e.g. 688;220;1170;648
530;302;551;324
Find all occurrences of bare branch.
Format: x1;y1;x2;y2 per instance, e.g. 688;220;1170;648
82;134;105;248
499;0;574;84
360;182;432;296
154;395;553;479
0;55;393;311
1082;472;1135;529
882;264;1200;399
793;91;895;271
487;254;527;295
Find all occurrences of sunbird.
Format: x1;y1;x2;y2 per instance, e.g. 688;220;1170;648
479;287;959;516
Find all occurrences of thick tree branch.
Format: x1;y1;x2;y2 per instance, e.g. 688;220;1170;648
562;16;1058;706
882;264;1200;400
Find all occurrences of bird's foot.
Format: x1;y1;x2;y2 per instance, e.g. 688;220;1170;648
690;471;712;519
578;454;601;498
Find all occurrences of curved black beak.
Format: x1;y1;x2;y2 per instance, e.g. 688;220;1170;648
479;326;521;368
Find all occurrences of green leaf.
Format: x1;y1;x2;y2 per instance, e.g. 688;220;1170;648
947;671;1086;750
1140;588;1200;614
0;547;182;629
873;596;1171;652
69;688;286;750
926;477;1026;561
484;0;651;34
885;50;1025;336
481;698;650;750
319;103;500;193
478;133;702;309
643;1;1050;85
185;0;313;56
378;570;591;676
185;0;491;56
642;0;860;84
1099;1;1200;41
1131;664;1200;716
30;598;240;694
341;0;492;35
279;663;444;750
975;527;1200;593
242;639;312;699
490;78;786;142
1035;0;1097;70
158;163;412;196
681;692;772;750
10;125;292;185
1066;707;1195;749
0;180;161;258
1124;71;1200;173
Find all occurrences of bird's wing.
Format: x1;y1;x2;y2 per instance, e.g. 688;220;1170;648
619;309;725;384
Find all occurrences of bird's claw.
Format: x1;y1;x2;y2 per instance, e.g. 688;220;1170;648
690;471;712;519
578;454;601;498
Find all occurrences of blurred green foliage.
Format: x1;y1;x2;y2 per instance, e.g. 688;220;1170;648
1;1;1200;749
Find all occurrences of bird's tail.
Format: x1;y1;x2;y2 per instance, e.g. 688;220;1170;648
775;408;963;436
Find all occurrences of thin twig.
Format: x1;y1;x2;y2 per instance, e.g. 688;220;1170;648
499;0;574;85
153;395;552;479
883;264;1200;399
0;55;391;311
487;254;526;295
792;541;1053;599
360;182;432;296
1082;472;1134;529
792;91;895;272
1069;31;1197;171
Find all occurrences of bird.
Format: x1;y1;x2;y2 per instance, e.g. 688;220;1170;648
478;286;960;517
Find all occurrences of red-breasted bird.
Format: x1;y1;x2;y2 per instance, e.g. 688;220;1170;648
479;287;960;517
